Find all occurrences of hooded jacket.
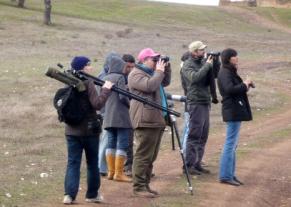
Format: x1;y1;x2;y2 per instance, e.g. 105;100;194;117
103;56;132;129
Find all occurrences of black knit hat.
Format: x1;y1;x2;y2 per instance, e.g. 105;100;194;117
221;48;237;65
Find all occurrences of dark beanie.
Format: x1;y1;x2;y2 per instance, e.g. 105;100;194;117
221;48;237;65
71;56;90;71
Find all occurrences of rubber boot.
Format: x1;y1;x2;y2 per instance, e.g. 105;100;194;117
113;155;132;182
106;154;115;180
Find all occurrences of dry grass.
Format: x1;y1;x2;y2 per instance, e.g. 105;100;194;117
0;1;291;207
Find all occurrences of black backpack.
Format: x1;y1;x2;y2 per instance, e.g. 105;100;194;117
53;86;91;126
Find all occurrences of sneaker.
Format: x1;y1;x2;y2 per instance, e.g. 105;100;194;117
63;195;73;205
85;194;104;203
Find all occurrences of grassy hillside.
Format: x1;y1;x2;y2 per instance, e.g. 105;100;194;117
249;6;291;28
0;0;277;32
0;1;291;207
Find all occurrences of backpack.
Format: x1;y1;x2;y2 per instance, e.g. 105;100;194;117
53;86;91;126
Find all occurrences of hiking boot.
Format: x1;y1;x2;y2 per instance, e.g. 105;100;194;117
146;186;159;196
63;195;74;205
85;194;104;203
220;179;240;186
187;167;201;175
233;176;244;185
195;166;210;174
133;190;157;198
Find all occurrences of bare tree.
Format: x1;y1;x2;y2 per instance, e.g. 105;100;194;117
17;0;25;8
248;0;257;6
44;0;52;25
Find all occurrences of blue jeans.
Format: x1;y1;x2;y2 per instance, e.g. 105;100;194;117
106;128;130;156
219;122;241;180
181;112;190;155
64;135;100;200
98;130;108;174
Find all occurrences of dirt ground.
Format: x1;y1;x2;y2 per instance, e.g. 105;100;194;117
1;2;291;207
42;70;291;207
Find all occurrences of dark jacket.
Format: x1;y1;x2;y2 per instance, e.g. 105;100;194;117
128;64;171;129
181;56;212;105
65;80;111;136
103;56;132;129
217;65;252;122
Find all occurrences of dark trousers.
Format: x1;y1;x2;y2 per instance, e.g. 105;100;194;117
64;135;100;200
186;104;210;169
133;127;164;191
124;129;134;171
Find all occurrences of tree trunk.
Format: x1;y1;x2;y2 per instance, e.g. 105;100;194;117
18;0;25;8
248;0;257;6
44;0;52;25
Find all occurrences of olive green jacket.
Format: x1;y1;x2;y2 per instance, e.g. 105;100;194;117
181;57;212;105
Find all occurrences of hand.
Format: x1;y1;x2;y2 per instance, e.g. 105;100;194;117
212;98;219;104
156;59;166;72
206;55;213;64
102;80;114;90
244;77;252;88
249;82;255;88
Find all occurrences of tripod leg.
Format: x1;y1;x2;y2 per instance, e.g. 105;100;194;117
171;123;175;150
170;115;193;195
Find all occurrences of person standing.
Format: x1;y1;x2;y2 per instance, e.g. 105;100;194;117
180;41;214;175
98;52;120;177
121;54;136;177
128;48;171;198
63;56;113;204
98;53;136;177
218;48;253;186
103;55;133;182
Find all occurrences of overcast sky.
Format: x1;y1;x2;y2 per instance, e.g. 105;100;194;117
148;0;220;6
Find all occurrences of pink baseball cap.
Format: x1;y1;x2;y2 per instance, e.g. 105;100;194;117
137;48;160;62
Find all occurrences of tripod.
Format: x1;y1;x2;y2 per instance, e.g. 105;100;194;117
169;114;193;195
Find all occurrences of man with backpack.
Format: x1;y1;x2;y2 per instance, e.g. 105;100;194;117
62;56;113;204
